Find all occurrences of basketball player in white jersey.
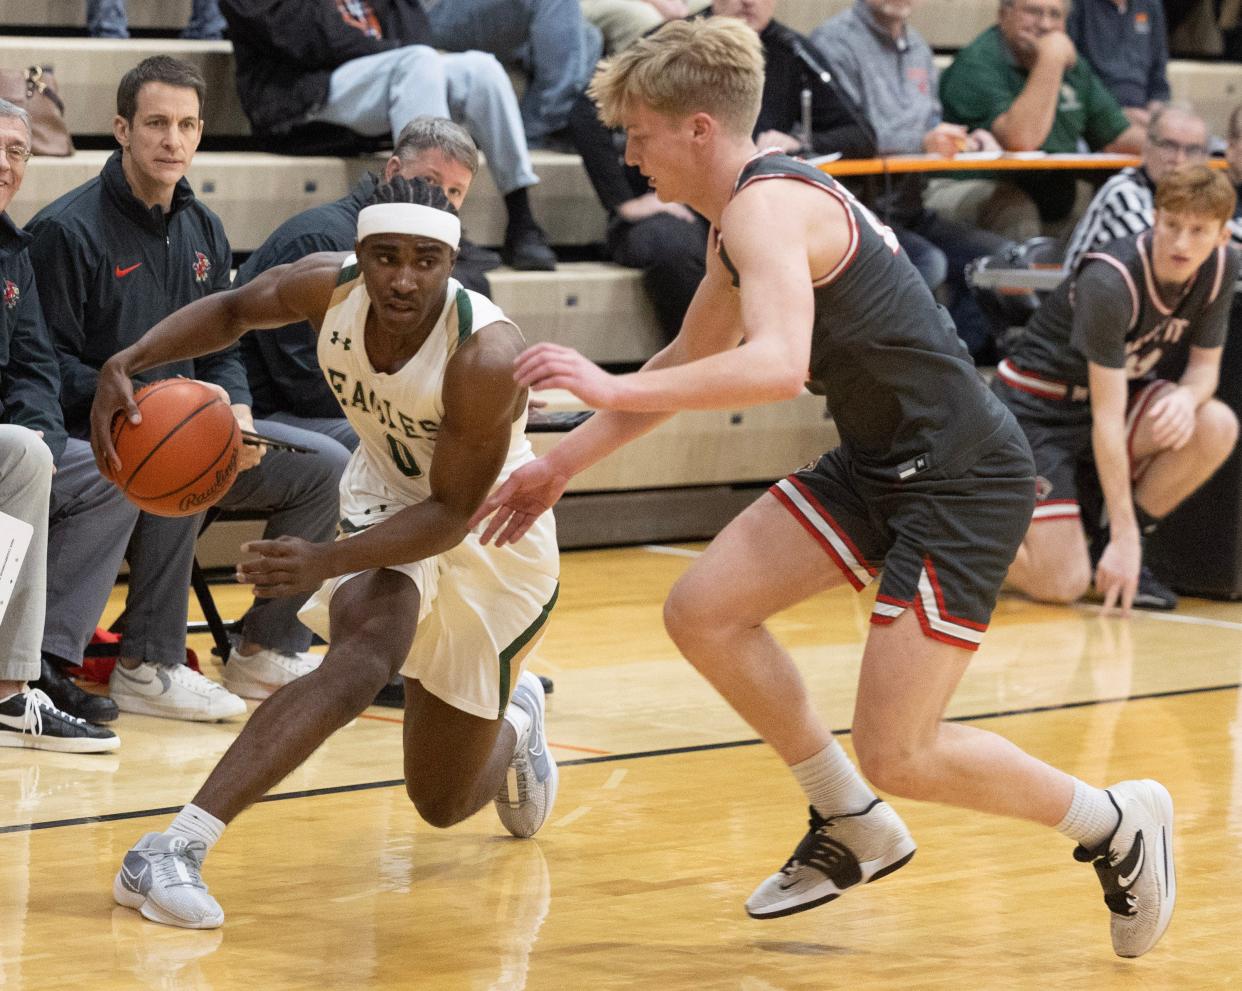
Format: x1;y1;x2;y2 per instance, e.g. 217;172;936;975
89;176;560;930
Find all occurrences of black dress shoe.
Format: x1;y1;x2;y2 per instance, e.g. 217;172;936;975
32;657;119;724
502;226;557;271
372;676;405;709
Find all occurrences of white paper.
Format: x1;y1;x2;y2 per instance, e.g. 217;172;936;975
0;509;34;628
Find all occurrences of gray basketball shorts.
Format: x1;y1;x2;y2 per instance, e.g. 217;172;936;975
993;375;1174;523
770;425;1035;651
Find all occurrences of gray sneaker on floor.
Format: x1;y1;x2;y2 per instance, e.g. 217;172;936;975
114;832;224;929
746;799;917;919
494;671;558;838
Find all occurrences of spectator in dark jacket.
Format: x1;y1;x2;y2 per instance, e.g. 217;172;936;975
0;98;121;750
219;0;557;269
568;0;876;341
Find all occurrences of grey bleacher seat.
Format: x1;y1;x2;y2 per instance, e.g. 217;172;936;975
0;37;247;138
775;0;995;50
1166;61;1242;139
0;0;191;30
15;149;608;250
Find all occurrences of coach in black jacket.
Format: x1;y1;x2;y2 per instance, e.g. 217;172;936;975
28;56;345;722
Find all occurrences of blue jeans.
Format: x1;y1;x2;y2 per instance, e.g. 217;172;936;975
308;47;539;195
86;0;226;38
424;0;602;146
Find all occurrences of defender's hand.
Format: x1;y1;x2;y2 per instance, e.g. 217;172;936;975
469;457;571;547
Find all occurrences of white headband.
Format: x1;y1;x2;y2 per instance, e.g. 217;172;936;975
357;203;461;250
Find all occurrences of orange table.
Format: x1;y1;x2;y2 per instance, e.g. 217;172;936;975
815;152;1229;177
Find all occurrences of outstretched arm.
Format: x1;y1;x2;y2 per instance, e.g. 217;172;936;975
473;180;838;545
89;253;344;474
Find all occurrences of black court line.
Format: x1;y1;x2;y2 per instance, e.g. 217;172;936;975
2;679;1237;836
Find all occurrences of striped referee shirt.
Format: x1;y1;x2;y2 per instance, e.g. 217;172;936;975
1063;166;1155;271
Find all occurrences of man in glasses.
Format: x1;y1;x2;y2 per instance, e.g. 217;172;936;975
1065;102;1210;269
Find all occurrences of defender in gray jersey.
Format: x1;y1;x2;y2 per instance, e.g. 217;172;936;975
473;18;1177;959
998;165;1238;615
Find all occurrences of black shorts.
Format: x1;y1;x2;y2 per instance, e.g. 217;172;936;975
993;376;1173;522
771;424;1035;651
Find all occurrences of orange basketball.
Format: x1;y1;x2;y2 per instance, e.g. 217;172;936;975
109;378;241;517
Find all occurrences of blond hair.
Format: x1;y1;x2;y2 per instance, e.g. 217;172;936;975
588;18;765;138
1155;164;1236;224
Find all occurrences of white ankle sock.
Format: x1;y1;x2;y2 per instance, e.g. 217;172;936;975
792;740;878;818
167;803;226;852
1055;779;1120;850
503;699;532;745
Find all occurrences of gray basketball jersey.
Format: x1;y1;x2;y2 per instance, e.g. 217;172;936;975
1008;230;1237;388
719;152;1013;481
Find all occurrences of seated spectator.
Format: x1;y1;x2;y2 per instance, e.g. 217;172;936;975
419;0;603;149
568;0;876;341
1068;0;1170;128
811;0;1014;361
1227;104;1242;245
29;57;346;721
219;0;558;270
0;99;118;753
935;0;1144;241
996;165;1238;611
583;0;707;54
88;0;225;38
236;116;488;452
1064;102;1208;268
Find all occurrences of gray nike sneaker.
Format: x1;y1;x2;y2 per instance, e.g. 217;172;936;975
113;832;224;929
746;799;916;919
1073;779;1176;957
495;671;558;838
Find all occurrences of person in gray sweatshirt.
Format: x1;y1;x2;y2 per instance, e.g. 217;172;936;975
812;0;1012;362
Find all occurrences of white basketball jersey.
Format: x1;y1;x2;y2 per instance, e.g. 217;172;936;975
318;257;534;511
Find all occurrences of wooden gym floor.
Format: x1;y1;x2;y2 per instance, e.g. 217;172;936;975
3;542;1241;990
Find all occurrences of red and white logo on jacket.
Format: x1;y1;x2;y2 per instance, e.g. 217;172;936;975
192;251;211;283
3;279;18;309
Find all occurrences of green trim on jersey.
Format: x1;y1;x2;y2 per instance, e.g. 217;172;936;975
337;261;360;286
497;582;559;717
454;287;474;346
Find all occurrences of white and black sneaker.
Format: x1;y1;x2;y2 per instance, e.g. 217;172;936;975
746;799;916;919
0;688;119;753
1074;779;1176;958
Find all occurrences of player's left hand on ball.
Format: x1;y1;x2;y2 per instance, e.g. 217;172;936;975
513;343;620;408
237;536;331;597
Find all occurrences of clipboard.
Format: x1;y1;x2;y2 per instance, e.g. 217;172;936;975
0;509;34;628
